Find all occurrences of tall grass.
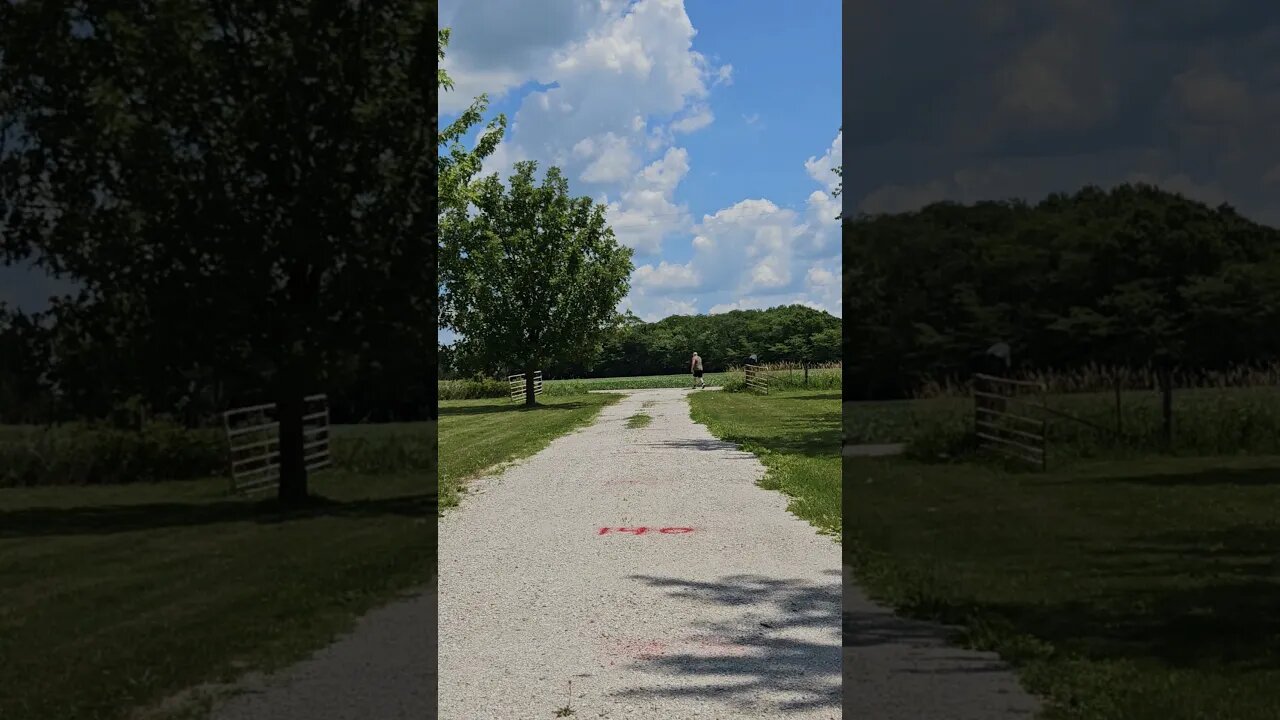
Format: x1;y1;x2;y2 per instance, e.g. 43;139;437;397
440;363;845;398
854;385;1280;466
0;421;438;487
915;361;1280;398
722;362;843;393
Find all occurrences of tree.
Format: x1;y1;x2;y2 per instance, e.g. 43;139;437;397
437;27;506;330
442;161;634;405
0;1;438;504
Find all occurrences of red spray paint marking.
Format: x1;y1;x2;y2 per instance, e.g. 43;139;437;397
597;527;694;535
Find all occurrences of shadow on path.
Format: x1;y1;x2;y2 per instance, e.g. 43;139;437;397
610;572;841;713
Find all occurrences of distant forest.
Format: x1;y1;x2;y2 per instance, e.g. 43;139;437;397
844;183;1280;400
439;304;842;380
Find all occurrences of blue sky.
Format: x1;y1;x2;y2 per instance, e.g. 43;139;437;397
438;0;841;344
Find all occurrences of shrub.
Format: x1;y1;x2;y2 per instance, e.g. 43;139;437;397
330;426;437;473
0;421;225;487
438;377;509;400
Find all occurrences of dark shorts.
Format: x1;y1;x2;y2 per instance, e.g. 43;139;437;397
693;370;703;378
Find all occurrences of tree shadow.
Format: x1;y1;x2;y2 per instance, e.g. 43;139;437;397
1070;467;1280;487
642;438;756;454
0;492;434;538
784;392;843;401
894;522;1280;672
438;402;589;417
609;573;841;713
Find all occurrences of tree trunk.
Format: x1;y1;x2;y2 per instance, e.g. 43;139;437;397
524;365;537;407
276;385;309;505
1157;365;1173;451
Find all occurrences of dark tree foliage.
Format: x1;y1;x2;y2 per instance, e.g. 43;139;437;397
441;304;842;380
843;183;1280;400
0;2;438;503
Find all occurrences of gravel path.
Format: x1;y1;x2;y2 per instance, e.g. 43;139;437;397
204;587;435;720
438;388;841;719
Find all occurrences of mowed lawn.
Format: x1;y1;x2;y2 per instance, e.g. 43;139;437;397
689;389;840;538
438;393;621;509
845;453;1280;720
0;469;431;720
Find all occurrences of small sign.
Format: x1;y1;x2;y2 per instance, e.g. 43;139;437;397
597;527;695;535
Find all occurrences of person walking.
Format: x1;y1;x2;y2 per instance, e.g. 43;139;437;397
690;351;706;389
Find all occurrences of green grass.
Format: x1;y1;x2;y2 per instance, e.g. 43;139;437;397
0;471;430;720
845;453;1280;720
626;413;652;429
439;368;844;398
689;389;840;538
438;393;620;509
542;372;735;393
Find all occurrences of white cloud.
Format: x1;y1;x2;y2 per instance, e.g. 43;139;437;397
444;1;841;322
804;130;843;194
633;261;700;292
671;104;715;134
605;146;693;256
578;132;638;183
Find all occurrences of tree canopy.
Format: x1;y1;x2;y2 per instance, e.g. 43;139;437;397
0;1;438;501
440;160;633;403
442;303;842;380
843;183;1280;399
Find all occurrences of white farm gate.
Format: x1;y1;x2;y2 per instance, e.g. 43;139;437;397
973;374;1047;470
223;393;333;494
744;364;769;394
508;371;544;402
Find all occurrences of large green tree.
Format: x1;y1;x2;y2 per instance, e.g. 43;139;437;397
442;161;634;405
0;1;438;503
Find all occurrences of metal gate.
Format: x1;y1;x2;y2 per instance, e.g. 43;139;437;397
973;373;1047;470
223;394;333;494
744;364;769;394
508;371;543;402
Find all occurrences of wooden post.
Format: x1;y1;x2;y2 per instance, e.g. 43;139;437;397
1158;365;1173;450
1114;372;1123;437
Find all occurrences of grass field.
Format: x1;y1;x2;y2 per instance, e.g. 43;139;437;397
845;453;1280;719
845;385;1280;461
689;389;840;538
437;393;620;510
438;367;843;399
0;470;430;720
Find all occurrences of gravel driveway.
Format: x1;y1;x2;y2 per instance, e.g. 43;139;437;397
438;388;841;719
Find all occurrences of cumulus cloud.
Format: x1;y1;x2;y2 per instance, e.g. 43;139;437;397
443;0;841;322
624;132;844;320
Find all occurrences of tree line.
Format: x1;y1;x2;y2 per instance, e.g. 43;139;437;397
439;304;842;380
844;183;1280;401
